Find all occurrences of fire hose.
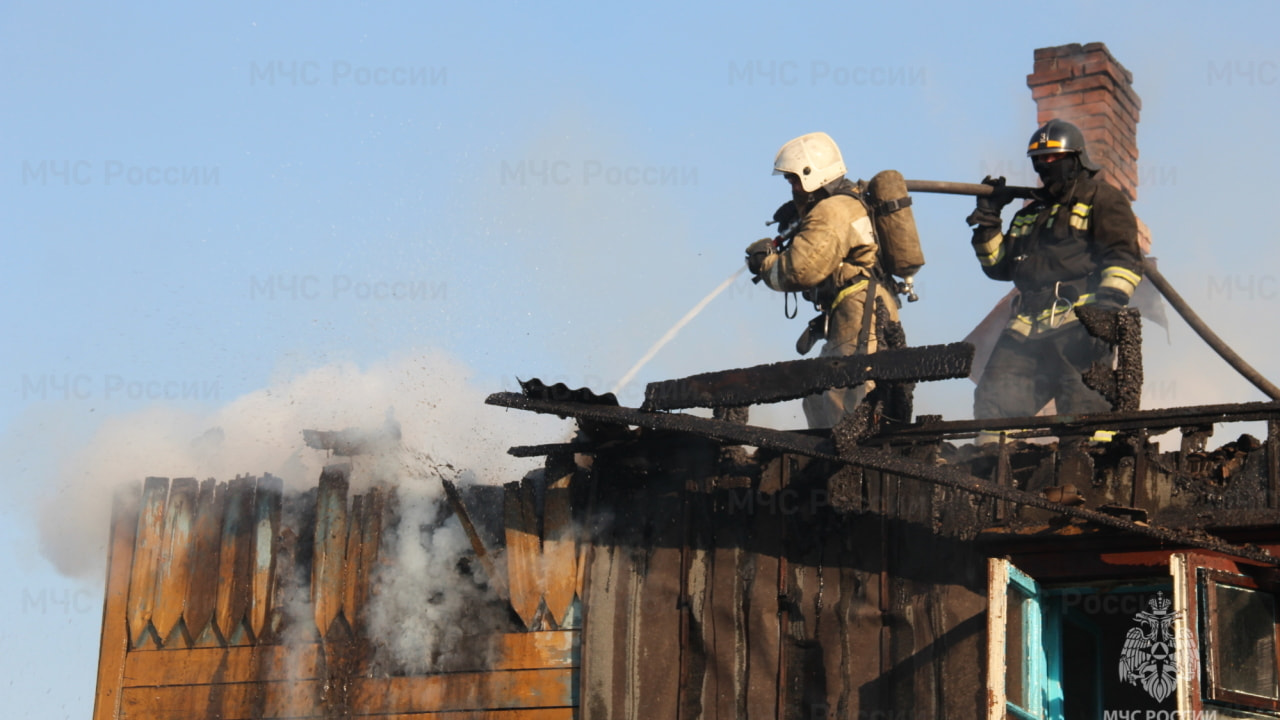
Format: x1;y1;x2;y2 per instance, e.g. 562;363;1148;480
906;180;1280;401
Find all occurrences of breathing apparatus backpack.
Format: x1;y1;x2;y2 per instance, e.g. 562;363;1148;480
858;169;926;301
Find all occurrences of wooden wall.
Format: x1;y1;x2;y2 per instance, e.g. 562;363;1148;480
92;467;579;720
93;436;999;720
576;432;991;720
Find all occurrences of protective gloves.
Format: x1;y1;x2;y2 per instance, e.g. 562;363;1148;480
965;175;1014;228
772;201;799;234
745;238;775;276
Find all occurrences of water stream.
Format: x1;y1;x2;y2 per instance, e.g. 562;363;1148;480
611;265;748;399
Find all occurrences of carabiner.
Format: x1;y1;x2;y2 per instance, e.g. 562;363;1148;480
1048;281;1073;329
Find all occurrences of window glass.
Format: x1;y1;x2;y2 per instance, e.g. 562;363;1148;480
1061;614;1099;720
1211;582;1279;700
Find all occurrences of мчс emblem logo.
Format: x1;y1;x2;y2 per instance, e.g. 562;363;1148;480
1118;592;1184;703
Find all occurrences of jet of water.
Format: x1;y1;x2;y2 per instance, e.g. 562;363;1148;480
611;265;748;398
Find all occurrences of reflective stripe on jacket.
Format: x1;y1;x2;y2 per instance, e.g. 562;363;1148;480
970;175;1143;338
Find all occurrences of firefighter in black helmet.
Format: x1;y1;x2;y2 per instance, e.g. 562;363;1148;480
965;119;1144;433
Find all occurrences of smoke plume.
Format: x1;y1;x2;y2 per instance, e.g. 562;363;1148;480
23;348;565;580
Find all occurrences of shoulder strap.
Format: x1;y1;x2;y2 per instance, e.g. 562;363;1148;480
827;179;889;281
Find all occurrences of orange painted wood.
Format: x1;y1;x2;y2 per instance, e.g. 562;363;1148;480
355;486;384;633
184;479;224;645
505;480;544;628
216;477;256;644
490;631;579;672
123;669;575;718
342;493;364;634
250;475;282;641
437;631;580;674
351;668;576;713
92;484;142;720
121;679;320;719
348;710;573;720
313;466;349;639
120;631;579;689
123;644;323;687
541;472;576;628
152;477;198;647
126;477;170;649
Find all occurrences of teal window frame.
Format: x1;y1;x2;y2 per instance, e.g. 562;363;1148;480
1005;564;1049;720
993;558;1176;720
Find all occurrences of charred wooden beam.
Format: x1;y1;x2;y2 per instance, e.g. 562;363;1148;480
873;400;1280;443
441;478;506;598
506;441;601;458
485;392;1279;565
1077;305;1143;412
641;342;973;411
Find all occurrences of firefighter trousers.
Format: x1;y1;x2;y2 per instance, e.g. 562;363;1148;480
973;323;1112;420
802;281;900;429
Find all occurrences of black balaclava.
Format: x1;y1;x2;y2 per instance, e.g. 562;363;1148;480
1032;153;1083;199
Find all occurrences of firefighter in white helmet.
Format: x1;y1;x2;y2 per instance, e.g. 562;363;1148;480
746;132;902;429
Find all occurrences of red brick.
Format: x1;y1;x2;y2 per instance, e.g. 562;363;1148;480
1034;43;1089;61
1032;57;1058;75
1033;44;1128;79
1037;89;1129;120
1082;56;1134;85
1050;73;1141;120
1080;98;1141;131
1028;45;1142;113
1058;71;1142;116
1080;42;1116;59
1068;103;1137;134
1051;113;1121;139
1041;106;1134;141
1038;92;1086;111
1027;64;1081;86
1089;141;1123;161
1031;83;1065;100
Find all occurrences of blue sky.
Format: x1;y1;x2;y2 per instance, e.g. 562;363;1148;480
5;2;1280;716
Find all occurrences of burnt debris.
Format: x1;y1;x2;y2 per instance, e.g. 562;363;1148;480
489;372;1280;565
640;342;973;411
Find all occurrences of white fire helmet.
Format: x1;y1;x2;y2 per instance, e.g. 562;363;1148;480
773;132;847;193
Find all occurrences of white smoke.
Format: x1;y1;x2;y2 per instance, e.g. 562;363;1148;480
366;478;513;674
26;348;566;580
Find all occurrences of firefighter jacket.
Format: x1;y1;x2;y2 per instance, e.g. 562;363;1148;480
758;181;880;311
970;175;1143;338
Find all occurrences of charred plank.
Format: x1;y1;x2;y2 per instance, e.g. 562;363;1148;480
640;343;973;411
874;401;1280;443
485;392;1279;565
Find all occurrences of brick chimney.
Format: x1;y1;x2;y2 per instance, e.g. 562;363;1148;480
1026;43;1141;202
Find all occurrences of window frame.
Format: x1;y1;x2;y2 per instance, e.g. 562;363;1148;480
989;558;1052;720
1173;552;1280;716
